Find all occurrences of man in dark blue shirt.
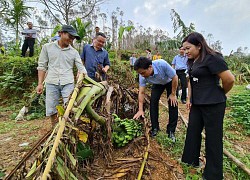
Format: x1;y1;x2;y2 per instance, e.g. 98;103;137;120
81;32;110;81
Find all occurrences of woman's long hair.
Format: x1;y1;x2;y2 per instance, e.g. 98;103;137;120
182;32;220;67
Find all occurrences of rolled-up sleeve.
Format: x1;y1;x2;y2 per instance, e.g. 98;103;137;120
37;45;48;71
75;53;87;74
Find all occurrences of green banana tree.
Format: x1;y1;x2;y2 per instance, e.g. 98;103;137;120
117;25;134;60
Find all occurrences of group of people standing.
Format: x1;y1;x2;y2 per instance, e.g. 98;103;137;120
35;23;234;180
132;32;234;180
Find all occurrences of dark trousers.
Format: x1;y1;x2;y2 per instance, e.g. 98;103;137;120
181;102;226;180
176;70;187;101
150;82;178;134
21;38;35;57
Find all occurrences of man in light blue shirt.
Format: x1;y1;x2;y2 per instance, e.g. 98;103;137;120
172;46;188;104
133;57;178;141
129;53;136;71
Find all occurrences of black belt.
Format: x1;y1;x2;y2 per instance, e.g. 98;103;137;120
176;69;186;72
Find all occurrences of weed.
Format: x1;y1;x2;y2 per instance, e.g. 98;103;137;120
0;121;16;134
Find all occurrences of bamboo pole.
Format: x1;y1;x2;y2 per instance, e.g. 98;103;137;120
41;74;84;180
159;101;250;176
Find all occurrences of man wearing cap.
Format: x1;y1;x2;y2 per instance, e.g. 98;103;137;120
81;32;110;81
36;25;87;126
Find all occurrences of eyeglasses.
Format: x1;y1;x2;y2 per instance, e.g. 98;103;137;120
96;38;105;44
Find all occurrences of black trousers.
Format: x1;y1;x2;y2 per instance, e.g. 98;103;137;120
21;38;35;57
176;70;187;101
150;82;178;134
182;102;226;180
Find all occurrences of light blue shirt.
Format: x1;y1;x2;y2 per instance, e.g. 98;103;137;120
130;56;136;66
139;59;176;87
172;54;188;70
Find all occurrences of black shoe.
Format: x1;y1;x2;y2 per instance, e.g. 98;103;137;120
168;131;176;142
150;128;159;137
181;100;186;104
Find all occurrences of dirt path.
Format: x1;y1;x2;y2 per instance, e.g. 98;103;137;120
0;112;51;177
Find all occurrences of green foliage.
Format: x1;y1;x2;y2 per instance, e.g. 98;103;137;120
0;55;38;99
223;155;250;180
0;71;24;95
108;50;116;59
226;56;250;84
227;91;250;134
109;58;136;86
170;9;195;42
76;142;93;161
111;114;143;147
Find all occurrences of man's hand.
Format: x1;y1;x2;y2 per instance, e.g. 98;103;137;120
36;84;43;94
133;110;144;120
102;66;108;73
168;93;178;107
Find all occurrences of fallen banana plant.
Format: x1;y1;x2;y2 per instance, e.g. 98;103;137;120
7;73;151;179
17;74;108;180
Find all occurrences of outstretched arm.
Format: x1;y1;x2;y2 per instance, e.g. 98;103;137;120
133;86;146;119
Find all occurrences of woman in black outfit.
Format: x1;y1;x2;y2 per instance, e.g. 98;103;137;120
181;32;235;180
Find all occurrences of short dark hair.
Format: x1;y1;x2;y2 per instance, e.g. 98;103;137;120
95;32;106;38
146;48;151;52
134;57;152;70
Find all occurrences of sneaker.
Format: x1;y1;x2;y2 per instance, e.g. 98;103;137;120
181;100;186;104
168;131;176;142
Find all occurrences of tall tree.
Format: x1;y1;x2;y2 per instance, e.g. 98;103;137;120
170;9;195;48
5;0;31;49
39;0;106;25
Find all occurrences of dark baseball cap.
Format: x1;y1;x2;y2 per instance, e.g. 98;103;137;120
60;25;80;40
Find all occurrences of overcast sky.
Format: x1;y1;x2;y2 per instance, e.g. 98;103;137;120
100;0;250;55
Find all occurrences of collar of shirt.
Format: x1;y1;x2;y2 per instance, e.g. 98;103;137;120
55;41;72;50
152;63;159;76
90;44;104;51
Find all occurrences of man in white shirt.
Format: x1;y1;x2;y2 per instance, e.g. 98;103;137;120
36;25;87;126
21;22;37;57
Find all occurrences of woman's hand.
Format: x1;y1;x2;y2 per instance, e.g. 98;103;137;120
186;99;192;110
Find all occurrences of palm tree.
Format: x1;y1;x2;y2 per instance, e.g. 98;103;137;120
71;18;92;51
5;0;31;51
